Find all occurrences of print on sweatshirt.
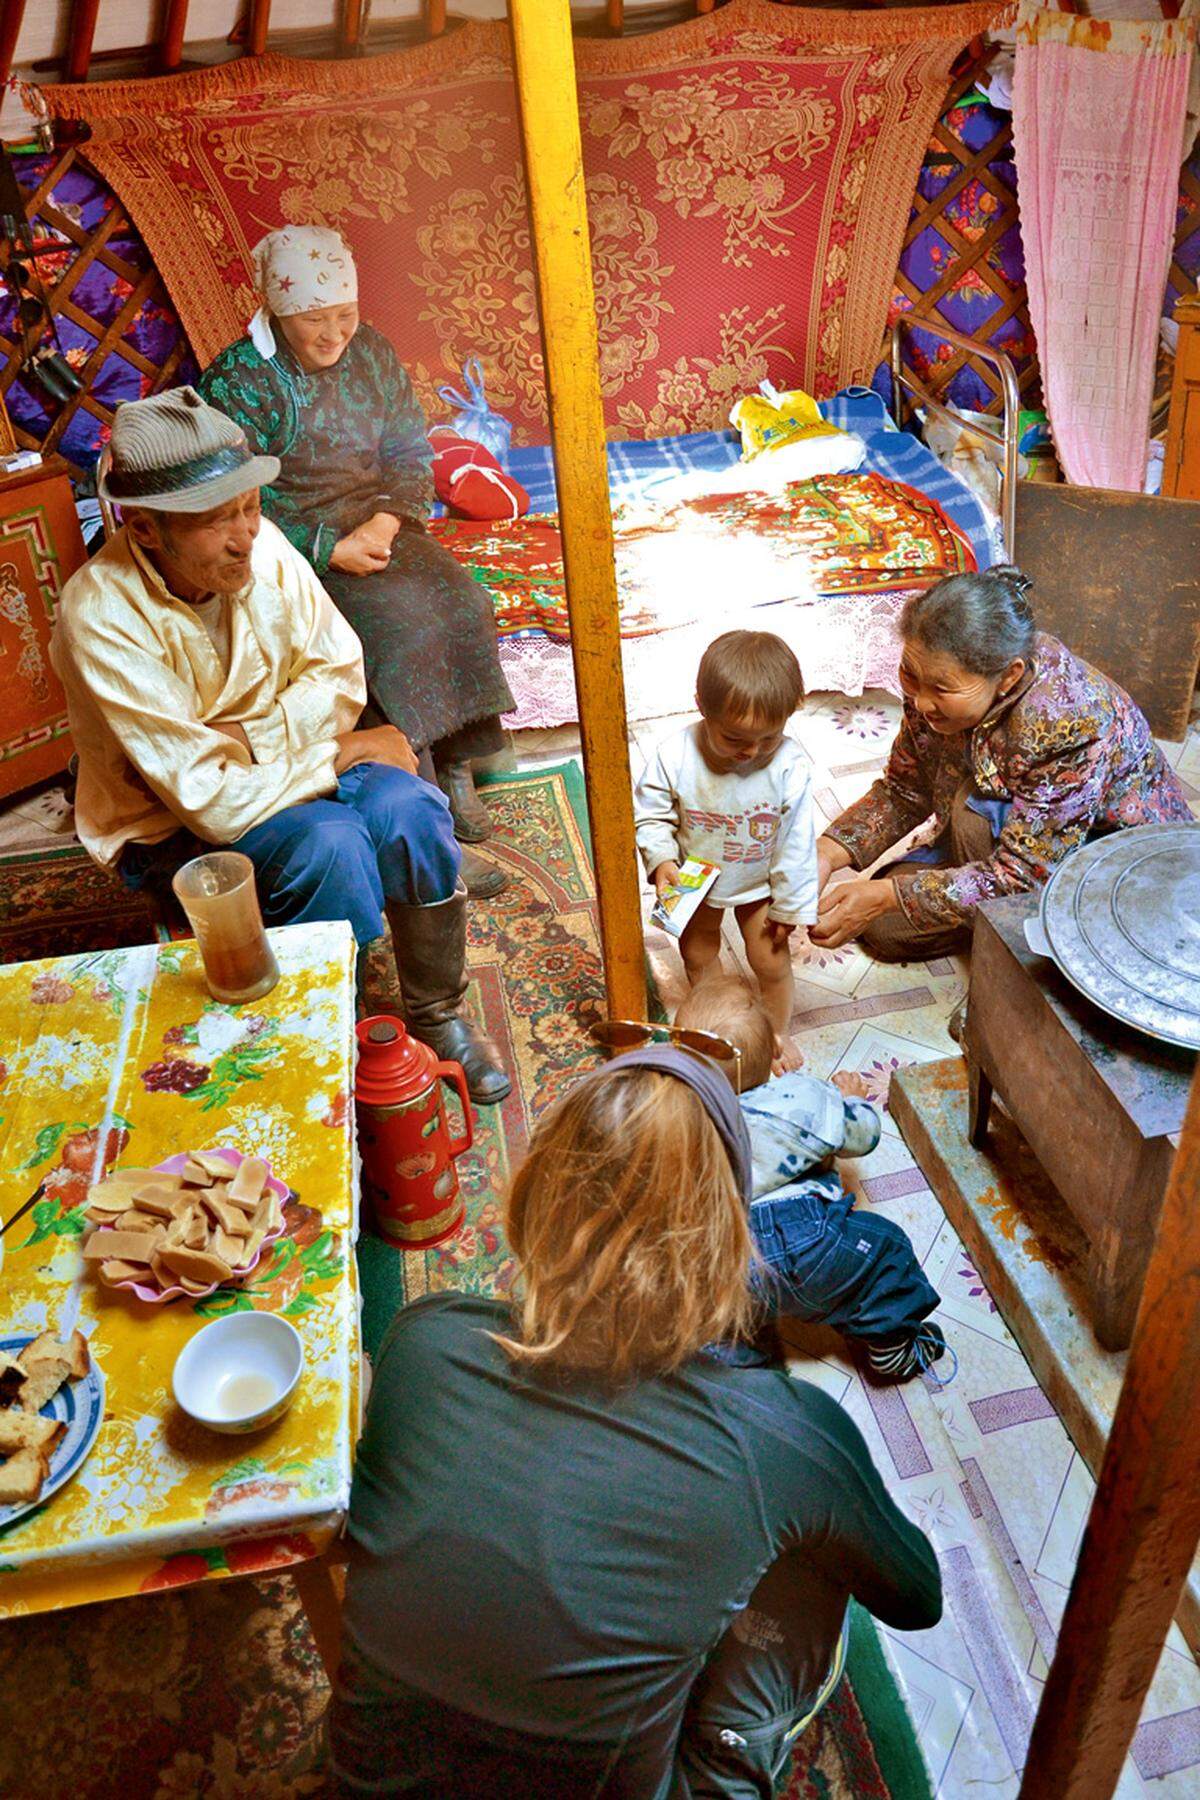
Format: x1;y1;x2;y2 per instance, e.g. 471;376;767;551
634;722;819;924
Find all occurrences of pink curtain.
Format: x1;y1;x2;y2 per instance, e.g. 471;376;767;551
1013;2;1196;490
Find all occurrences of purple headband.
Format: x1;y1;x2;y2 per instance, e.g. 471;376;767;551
606;1043;751;1200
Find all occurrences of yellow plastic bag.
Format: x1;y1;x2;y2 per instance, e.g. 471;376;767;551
730;383;843;460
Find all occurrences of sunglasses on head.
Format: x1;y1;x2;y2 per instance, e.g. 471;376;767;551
589;1019;743;1094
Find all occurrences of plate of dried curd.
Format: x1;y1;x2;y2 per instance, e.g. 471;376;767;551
82;1150;288;1303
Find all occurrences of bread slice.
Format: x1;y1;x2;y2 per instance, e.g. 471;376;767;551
239;1225;267;1269
17;1357;71;1414
115;1209;164;1235
0;1410;64;1454
0;1355;26;1409
131;1182;186;1218
85;1184;130;1215
100;1257;154;1284
211;1226;248;1268
82;1230;156;1264
24;1330;89;1382
20;1331;66;1369
250;1191;283;1237
0;1446;49;1504
183;1210;210;1252
199;1192;249;1236
189;1150;238;1180
61;1330;90;1381
228;1157;268;1207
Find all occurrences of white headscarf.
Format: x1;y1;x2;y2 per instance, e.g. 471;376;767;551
247;225;359;360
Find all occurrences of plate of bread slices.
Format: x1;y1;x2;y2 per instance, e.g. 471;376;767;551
0;1329;103;1526
81;1149;288;1303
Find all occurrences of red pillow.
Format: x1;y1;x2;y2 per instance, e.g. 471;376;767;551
429;427;530;521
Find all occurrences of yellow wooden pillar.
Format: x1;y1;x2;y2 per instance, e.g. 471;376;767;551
508;0;647;1020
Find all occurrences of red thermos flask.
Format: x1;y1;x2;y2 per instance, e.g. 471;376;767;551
354;1015;474;1250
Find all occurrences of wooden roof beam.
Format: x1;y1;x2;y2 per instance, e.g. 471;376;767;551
64;0;101;83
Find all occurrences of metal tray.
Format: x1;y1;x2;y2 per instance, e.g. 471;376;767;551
1038;824;1200;1050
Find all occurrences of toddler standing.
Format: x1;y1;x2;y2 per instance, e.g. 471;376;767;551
634;631;816;1056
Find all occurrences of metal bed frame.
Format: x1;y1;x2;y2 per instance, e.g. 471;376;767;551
889;312;1021;554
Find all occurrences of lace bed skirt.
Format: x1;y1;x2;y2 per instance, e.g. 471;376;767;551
500;591;910;729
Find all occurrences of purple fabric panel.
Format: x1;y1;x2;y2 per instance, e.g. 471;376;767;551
874;95;1200;420
874;93;1034;417
1167;136;1200;315
2;151;198;477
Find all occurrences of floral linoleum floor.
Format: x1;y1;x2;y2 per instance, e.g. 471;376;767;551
517;686;1200;1800
3;691;1198;1797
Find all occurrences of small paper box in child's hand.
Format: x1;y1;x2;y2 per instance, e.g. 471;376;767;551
651;860;721;939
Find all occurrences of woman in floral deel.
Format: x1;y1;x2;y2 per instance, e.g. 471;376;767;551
198;226;514;893
811;565;1193;961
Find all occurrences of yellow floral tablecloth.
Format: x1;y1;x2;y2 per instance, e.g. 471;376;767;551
0;920;358;1618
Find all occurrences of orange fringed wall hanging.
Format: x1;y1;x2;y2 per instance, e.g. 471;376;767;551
51;0;1012;444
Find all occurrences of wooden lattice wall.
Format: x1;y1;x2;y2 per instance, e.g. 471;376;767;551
892;62;1200;423
2;94;1197;471
0;146;190;480
891;64;1033;418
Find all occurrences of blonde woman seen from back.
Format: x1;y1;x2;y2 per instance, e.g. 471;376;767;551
331;1049;942;1799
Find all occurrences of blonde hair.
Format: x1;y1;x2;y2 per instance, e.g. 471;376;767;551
676;976;776;1092
499;1065;756;1384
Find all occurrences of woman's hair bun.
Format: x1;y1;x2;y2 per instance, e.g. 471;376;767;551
990;564;1033;601
899;563;1036;675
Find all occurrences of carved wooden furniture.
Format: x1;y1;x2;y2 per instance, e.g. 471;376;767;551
1012;479;1200;742
0;454;82;798
1164;292;1200;502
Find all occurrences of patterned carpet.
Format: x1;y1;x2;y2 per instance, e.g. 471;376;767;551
0;840;163;963
0;764;929;1800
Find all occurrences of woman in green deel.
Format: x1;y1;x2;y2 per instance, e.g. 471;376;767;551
199;226;513;882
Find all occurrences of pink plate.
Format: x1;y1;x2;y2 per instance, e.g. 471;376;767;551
88;1149;289;1305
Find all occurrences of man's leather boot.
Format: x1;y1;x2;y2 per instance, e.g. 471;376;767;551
386;883;511;1105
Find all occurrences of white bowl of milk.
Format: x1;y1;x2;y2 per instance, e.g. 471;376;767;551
173;1311;303;1434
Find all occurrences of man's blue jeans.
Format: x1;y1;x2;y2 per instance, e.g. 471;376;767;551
119;762;460;946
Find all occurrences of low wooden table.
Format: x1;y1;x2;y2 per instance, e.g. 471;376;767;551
964;892;1195;1349
0;920;358;1623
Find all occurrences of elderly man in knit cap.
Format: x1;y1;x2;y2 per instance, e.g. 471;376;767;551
51;386;510;1104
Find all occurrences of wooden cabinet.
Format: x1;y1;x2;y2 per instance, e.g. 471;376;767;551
963;893;1194;1351
1164;293;1200;501
0;456;84;800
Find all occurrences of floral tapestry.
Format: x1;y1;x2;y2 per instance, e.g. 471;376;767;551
50;0;1007;445
431;471;975;643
